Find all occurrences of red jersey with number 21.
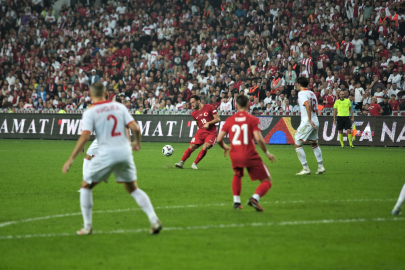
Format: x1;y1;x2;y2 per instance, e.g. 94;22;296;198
191;104;218;134
221;112;262;167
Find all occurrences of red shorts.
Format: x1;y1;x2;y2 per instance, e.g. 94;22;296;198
190;130;216;146
232;159;271;181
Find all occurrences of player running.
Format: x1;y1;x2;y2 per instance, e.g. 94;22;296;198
62;82;162;235
294;77;326;175
175;95;221;169
217;95;276;211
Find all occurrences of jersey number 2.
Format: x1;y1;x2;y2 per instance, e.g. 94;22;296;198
310;98;317;113
107;115;121;137
232;124;248;145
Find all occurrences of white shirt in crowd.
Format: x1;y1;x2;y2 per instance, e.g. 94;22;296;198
354;87;364;103
388;74;401;85
220;101;232;111
374;92;384;103
351;39;364;54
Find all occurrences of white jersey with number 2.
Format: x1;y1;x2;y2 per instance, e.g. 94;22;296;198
81;101;134;156
298;90;319;124
81;101;136;184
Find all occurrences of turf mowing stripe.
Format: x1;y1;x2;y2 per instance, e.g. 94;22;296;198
0;198;396;229
0;217;404;240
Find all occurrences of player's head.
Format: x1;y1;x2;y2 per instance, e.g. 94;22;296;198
339;91;345;100
90;82;106;99
296;77;309;91
236;95;249;111
190;94;201;109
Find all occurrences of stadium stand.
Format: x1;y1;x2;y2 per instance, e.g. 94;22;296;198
1;0;405;117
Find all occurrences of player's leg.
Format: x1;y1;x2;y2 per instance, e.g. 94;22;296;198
124;181;162;234
192;142;212;169
175;143;200;168
347;129;353;147
294;123;311;174
115;160;162;234
345;118;354;148
232;167;244;209
77;155;111;235
337;117;345;147
392;183;405;215
77;180;99;235
192;133;216;169
310;141;326;174
247;161;272;211
79;154;94;192
338;130;345;147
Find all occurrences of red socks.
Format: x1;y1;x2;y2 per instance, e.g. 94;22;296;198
194;149;207;164
232;175;242;196
255;181;272;197
181;148;193;162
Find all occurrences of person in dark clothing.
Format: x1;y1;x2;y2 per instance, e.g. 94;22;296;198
379;95;392;115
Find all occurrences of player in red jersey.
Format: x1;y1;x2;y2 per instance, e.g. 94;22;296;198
217;95;276;211
175;95;221;169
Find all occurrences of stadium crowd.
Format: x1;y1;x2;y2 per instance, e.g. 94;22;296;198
1;0;405;116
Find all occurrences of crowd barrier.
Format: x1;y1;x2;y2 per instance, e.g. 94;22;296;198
0;114;404;147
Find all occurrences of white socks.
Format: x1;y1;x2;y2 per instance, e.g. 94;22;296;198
252;194;260;201
80;188;93;230
233;195;241;203
295;147;309;170
394;184;405;209
312;145;323;167
131;188;159;225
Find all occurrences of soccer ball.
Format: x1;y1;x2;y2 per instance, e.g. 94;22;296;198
162;145;174;156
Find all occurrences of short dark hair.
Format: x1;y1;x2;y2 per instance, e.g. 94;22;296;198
297;77;309;88
236;95;249;108
190;95;200;101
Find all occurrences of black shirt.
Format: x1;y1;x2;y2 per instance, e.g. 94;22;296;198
379;101;392;115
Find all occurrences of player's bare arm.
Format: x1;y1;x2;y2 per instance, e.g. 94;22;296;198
217;130;230;157
128;121;141;151
204;113;221;129
63;132;91;173
333;107;338;125
253;130;276;163
349;106;354;122
305;101;316;129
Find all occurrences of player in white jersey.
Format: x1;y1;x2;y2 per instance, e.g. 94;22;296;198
294;77;326;175
63;82;162;235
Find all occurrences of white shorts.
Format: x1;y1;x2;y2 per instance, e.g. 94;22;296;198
83;152;137;184
86;139;98;156
295;121;319;145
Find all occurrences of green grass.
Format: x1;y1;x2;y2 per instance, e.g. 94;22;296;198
0;140;404;270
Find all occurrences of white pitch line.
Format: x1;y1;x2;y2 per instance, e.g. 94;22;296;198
0;217;404;240
0;198;396;229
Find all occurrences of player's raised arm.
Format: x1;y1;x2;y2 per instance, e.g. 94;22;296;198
217;130;230;157
253;130;276;163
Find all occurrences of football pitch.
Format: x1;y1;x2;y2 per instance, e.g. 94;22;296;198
0;140;404;270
